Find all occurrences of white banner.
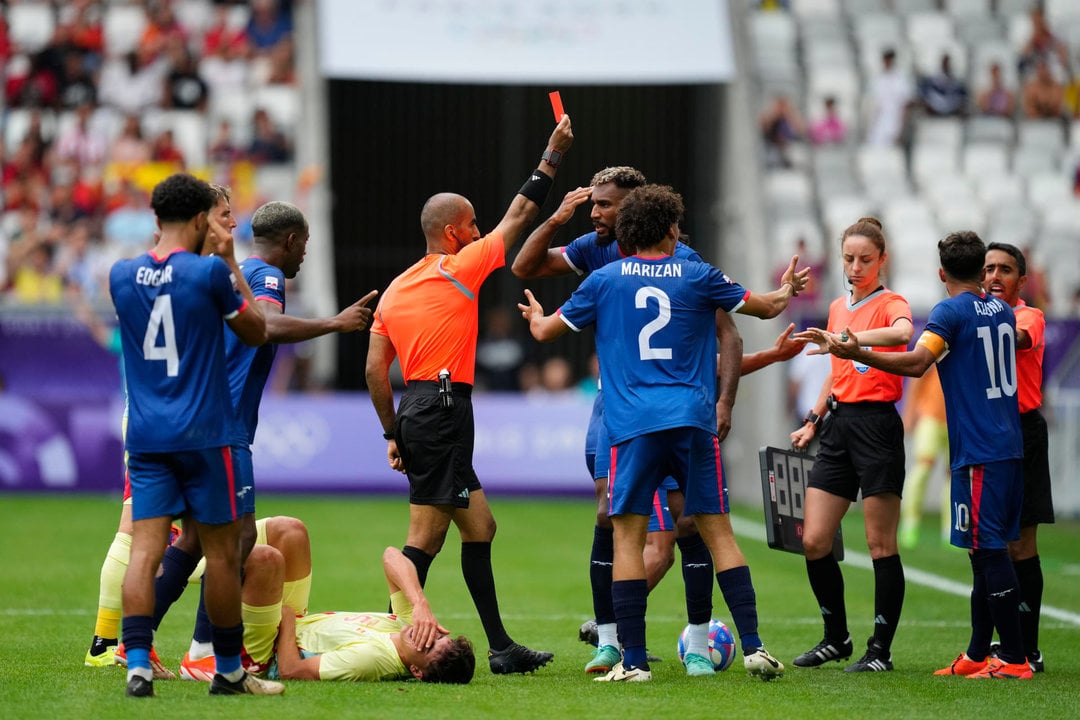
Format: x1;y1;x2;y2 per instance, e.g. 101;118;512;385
317;0;734;84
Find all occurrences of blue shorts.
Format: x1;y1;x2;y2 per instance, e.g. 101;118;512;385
584;391;604;478
609;428;728;518
127;447;244;525
647;478;680;533
232;445;256;516
950;459;1023;550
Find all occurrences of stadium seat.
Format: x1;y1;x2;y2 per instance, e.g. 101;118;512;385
1017;119;1066;154
1012;146;1057;179
966;115;1014;145
975;173;1025;207
943;0;992;19
103;4;148;57
172;0;214;38
843;0;888;17
905;12;957;46
1026;172;1072;211
792;0;842;19
963;142;1010;177
8;3;56;54
914;117;964;149
254;85;301;129
912;146;961;187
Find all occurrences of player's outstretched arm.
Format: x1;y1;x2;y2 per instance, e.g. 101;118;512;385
737;256;810;319
741;322;806;375
518;289;571;342
510;186;592;279
264;289;378;343
276;606;321;680
831;328;935;377
492;115;574;252
384;547;447;652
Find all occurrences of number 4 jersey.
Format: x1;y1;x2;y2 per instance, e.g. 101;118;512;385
917;290;1022;469
109;248;248;452
557;255;748;445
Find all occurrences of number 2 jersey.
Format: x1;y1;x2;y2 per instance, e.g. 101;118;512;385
917;290;1022;469
109;248;248;452
557;255;748;445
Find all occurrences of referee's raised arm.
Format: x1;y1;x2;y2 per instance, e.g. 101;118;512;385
491;115;574;252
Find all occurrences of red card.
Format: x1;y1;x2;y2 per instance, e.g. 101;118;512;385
549;91;564;123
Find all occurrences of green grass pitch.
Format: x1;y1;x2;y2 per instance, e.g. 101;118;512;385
1;493;1077;719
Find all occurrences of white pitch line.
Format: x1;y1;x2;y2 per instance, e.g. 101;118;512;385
729;515;1080;627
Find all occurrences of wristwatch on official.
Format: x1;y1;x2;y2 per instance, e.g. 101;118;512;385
383;430;394;440
802;411;822;430
542;148;562;168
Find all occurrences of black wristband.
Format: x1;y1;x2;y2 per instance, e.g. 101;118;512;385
518;170;553;206
383;430;394;440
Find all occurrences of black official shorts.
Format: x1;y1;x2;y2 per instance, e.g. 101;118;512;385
1020;409;1055;527
396;381;481;508
808;401;905;502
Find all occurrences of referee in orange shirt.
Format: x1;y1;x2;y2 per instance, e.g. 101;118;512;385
365;115;573;675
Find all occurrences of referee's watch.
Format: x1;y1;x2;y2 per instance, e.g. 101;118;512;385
542;148;562;168
802;411;822;430
382;430;395;440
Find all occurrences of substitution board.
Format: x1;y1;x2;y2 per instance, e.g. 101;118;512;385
758;446;843;561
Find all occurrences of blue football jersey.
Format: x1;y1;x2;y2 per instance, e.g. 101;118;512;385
109;249;246;452
225;256;286;447
924;291;1022;468
559;255;749;445
563;232;703;274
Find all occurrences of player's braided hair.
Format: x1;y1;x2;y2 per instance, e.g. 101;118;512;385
614;184;684;255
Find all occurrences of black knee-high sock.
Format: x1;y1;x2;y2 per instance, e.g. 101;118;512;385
967;553;993;661
153;545;200;630
461;541;512;651
872;554;904;650
590;525;615;624
677;532;713;625
806;554;847;642
717;565;762;652
975;548;1025;665
1013;555;1043;657
402;545;435;588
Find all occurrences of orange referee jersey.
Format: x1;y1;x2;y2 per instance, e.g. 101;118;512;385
1014;300;1045;413
828;287;911;403
370;232;505;385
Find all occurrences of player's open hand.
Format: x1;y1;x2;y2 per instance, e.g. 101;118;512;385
772;322;806;361
337;289;378;332
207;212;235;258
408;603;448;653
827;327;860;358
517;289;544;322
779;255;811;296
792;326;836;355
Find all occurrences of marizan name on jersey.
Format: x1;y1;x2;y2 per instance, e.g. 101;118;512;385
621;260;682;278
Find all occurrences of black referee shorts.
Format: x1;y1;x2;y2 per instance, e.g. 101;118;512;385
396;381;481;508
808;401;905;502
1020;408;1055;527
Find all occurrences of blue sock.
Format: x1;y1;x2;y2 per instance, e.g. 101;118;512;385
122;615;153;671
612;579;649;669
677;532;714;625
212;622;245;675
717;565;762;652
153;546;199;630
590;526;615;624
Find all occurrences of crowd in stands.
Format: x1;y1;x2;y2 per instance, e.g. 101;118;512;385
0;0;298;308
752;0;1080;318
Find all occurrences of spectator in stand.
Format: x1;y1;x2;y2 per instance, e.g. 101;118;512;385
55;101;108;169
808;96;848;145
204;5;250;57
55;219;107;300
263;37;296;85
99;48;170;116
109;115;152;166
138;1;188;63
62;0;105;72
248;108;292;164
56;48;98;109
977;63;1016;118
539;356;575;394
150;129;187;167
102;181;157;252
247;0;294;56
1022;58;1064;119
4;236;63;304
918;54;968;117
759;95;805;168
1017;245;1051;312
866;48;914;146
1018;5;1070;81
6;51;59;108
163;40;209;112
475;306;527;392
209;119;245;164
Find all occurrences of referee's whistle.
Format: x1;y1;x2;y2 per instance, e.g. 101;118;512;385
438;368;454;409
